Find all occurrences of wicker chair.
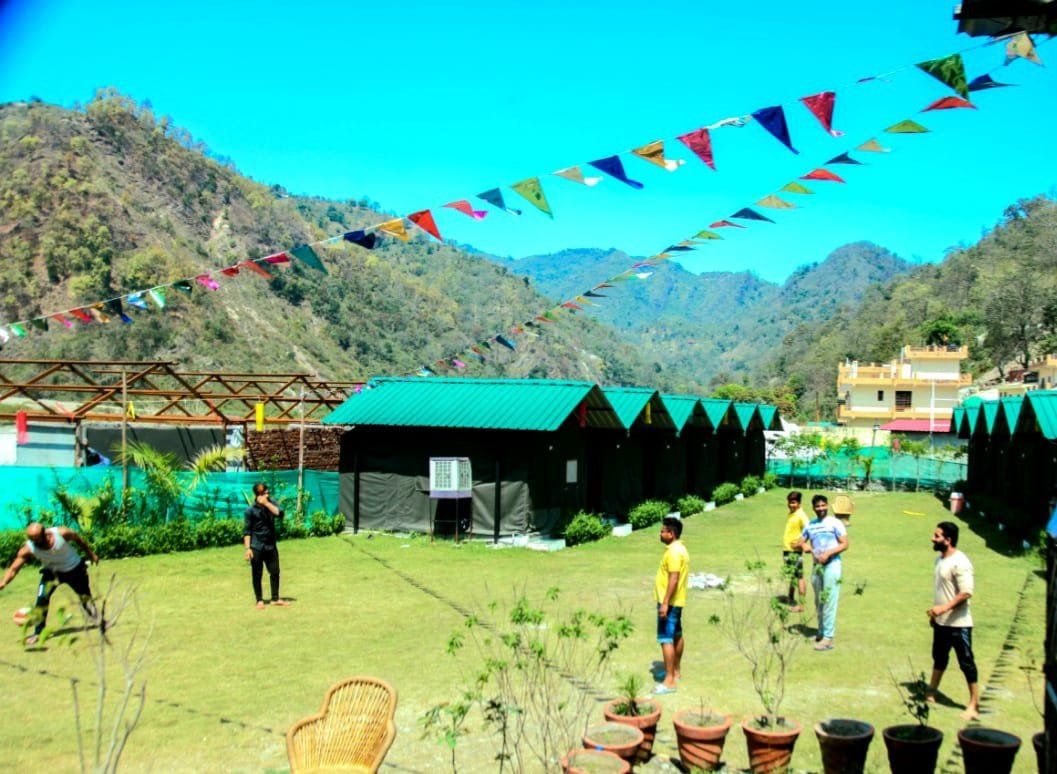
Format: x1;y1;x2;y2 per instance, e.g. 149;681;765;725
286;676;397;773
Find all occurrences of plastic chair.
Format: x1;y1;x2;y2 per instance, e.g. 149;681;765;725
286;676;397;773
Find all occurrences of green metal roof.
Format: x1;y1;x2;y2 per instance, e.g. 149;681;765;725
1027;390;1057;440
322;377;621;431
600;387;675;430
982;400;1001;434
951;407;966;437
964;404;982;435
733;402;760;432
757;405;781;430
1000;396;1023;434
660;394;700;432
700;398;733;429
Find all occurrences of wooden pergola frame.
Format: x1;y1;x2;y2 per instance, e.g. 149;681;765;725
0;359;361;426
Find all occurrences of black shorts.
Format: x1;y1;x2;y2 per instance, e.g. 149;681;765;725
931;624;978;684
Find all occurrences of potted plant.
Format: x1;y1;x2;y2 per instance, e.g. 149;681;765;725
814;718;874;774
602;674;662;763
561;748;630;774
957;727;1021;774
672;702;732;772
720;558;802;773
882;668;944;774
581;721;644;766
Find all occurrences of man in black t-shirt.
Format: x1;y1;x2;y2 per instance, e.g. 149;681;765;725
243;483;290;609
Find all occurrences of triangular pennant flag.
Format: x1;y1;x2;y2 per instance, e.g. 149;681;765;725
495;335;516;350
631;140;685;171
693;230;723;239
15;411;28;444
10;323;26;337
916;54;969;97
664;245;694;252
30;318;48;332
195;274;221;291
731;208;774;223
885;119;929;134
68;308;93;324
635;272;654;280
968;74;1013;92
452;358;467;369
443;200;489;219
826;152;863;165
416;367;435;377
561;301;584;311
856;139;890;153
107;299;133;324
921;96;976;112
89;304;110;323
173;280;193;293
290;244;327;272
377;219;411;241
220;266;240;277
799;91;844;137
587;156;644;189
0;327;8;344
780;181;814;194
552;166;603;186
264;252;291;264
468;351;486;364
676;128;715;170
510;177;553;218
408;210;443;240
584;290;608;298
477;188;522;215
255;402;264;432
757;194;796;210
241;261;272;279
801;168;846;183
127;293;149;311
751;105;798;154
710;220;746;228
343;230;378;248
52;313;74;329
127;401;136;420
575;295;596;306
148;289;166;308
1005;32;1042;66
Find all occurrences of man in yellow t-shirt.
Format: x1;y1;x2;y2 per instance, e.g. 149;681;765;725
782;491;809;612
654;516;689;694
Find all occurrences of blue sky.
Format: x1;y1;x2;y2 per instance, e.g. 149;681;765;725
1;0;1055;283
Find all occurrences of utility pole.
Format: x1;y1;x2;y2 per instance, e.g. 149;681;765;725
121;368;129;518
296;387;305;517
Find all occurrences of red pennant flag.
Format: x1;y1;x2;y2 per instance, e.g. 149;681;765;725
241;261;272;278
220;266;240;277
921;96;976;112
676;128;715;170
561;301;584;311
799;91;844;137
443;200;488;220
710;220;746;229
69;308;93;324
52;313;74;329
408;210;443;241
264;252;290;264
15;411;28;445
800;169;846;183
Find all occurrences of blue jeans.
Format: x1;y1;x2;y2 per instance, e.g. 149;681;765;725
812;560;842;640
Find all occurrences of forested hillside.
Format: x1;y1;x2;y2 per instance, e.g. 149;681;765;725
0;93;669;387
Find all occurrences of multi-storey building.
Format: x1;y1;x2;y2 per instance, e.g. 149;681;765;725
836;345;970;431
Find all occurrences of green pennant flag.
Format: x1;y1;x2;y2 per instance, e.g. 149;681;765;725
9;323;26;337
30;318;48;332
290;244;327;272
173;280;193;293
757;194;796;209
511;177;553;218
916;54;968;98
885;119;930;134
780;181;814;194
693;230;723;240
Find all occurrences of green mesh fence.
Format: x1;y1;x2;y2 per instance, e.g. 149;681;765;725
766;447;967;491
0;467;340;531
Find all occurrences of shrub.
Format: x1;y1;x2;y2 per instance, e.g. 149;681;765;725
713;482;739;506
563;511;610;546
194;517;244;548
762;472;778;490
0;530;25;567
740;475;762;498
140;519;196;554
676;495;706;517
89;524;147;559
628;500;669;530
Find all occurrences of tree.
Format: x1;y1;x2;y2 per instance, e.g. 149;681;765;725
919;317;962;347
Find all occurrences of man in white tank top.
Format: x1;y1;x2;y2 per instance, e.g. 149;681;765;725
0;522;99;646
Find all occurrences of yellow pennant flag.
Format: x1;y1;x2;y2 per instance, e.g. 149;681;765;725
126;402;136;420
553;165;602;186
255;402;265;432
780;182;814;194
885;119;929;134
1006;32;1043;66
757;194;796;209
510;177;553;218
631;140;685;171
645;403;652;424
857;138;891;153
377;219;410;241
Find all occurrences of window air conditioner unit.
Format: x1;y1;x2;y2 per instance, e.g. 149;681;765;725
429;457;472;499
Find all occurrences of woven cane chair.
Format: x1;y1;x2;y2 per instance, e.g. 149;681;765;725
286;676;397;773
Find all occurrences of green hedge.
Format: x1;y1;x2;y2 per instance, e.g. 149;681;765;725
675;495;706;517
0;512;347;565
712;482;739;506
628;500;669;530
740;475;762;498
562;511;611;547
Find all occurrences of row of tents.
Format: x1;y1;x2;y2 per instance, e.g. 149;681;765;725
322;377;779;539
952;389;1057;536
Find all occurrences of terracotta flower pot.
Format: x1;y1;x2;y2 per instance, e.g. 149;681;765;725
881;724;943;774
957;727;1021;774
603;697;662;763
562;747;631;774
582;721;645;766
741;715;802;774
1033;731;1045;774
814;718;874;774
672;709;732;772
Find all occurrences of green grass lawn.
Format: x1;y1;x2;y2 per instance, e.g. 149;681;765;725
0;490;1044;772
